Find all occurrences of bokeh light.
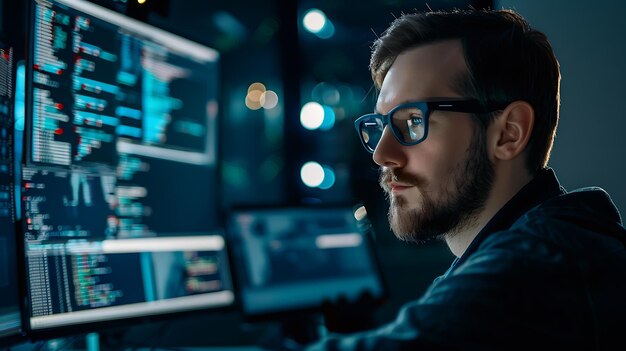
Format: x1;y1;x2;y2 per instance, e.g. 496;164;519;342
354;205;368;221
318;166;336;189
261;90;279;109
300;102;324;130
301;162;336;190
319;105;335;130
303;9;326;33
301;161;325;188
248;82;266;93
246;82;267;110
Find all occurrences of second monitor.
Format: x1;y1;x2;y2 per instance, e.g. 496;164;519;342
227;205;386;318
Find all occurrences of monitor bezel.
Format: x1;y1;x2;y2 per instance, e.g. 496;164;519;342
224;203;389;324
0;17;27;347
22;0;234;340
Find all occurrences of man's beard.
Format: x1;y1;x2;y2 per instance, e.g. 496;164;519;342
379;126;494;243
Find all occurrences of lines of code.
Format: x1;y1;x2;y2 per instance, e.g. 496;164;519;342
27;242;144;316
26;0;219;242
72;253;124;308
23;0;228;326
30;0;217;167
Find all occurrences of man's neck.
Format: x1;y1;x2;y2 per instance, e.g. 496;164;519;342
445;164;534;257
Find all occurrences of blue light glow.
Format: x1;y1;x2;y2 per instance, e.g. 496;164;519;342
319;105;335;130
318;166;336;190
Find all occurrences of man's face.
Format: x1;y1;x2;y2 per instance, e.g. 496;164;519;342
373;40;494;242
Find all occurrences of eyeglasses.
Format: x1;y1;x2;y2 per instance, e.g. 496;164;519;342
354;99;510;153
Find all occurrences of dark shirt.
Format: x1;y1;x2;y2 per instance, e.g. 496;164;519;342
306;168;626;350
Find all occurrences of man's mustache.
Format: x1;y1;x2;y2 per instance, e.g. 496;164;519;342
379;168;424;193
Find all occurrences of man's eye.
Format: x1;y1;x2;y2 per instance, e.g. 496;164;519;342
410;116;423;125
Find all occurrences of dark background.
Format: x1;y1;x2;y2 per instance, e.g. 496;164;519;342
7;0;626;349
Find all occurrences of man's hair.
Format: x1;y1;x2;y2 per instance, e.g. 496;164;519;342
370;10;561;173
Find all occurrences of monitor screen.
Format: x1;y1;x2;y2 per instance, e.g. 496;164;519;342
22;0;233;332
227;206;385;317
0;43;21;342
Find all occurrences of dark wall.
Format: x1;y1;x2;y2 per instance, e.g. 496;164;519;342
498;0;626;213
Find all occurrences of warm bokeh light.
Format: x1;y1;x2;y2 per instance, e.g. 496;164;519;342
245;99;261;110
248;82;266;94
246;82;267;110
248;89;263;103
245;90;264;110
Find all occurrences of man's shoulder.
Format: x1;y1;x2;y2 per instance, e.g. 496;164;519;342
516;186;624;241
476;186;626;266
533;186;622;223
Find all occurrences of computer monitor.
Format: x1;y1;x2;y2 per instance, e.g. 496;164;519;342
226;205;386;318
21;0;233;335
0;42;22;345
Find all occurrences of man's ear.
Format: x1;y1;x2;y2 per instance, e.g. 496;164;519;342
489;100;534;161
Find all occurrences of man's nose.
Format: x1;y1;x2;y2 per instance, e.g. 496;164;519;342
372;126;406;168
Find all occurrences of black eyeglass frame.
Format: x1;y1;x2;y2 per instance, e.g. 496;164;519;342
354;99;510;153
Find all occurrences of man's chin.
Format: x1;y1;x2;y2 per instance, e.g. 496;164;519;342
390;225;433;243
388;207;448;243
390;194;421;210
389;208;419;242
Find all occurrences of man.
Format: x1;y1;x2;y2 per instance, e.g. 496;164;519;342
305;8;626;351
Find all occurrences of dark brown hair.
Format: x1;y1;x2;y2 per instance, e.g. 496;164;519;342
370;9;561;173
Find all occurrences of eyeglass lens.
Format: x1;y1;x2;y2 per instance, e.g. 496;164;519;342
359;105;427;151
